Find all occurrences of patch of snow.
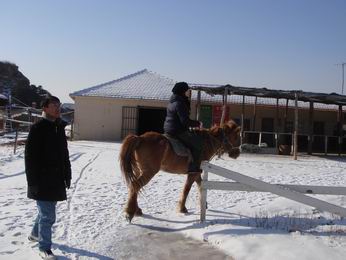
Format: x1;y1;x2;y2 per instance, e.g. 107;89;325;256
0;141;346;259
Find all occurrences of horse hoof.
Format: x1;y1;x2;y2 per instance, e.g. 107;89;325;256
135;207;143;216
177;207;188;214
125;213;134;223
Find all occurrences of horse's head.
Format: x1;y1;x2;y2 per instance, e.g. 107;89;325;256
212;120;241;159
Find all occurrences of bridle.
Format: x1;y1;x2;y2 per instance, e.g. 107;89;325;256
216;126;238;156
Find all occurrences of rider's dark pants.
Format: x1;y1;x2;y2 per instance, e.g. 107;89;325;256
176;131;203;171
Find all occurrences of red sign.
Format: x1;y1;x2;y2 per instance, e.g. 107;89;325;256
212;105;229;126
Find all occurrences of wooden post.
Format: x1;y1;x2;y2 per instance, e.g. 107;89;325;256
200;170;209;222
325;136;328;155
293;93;298;160
282;98;289;152
220;87;228;126
195;90;201;121
13;129;18;154
308;102;314;155
275;98;279;149
284;99;289;132
338;105;343;156
252;96;257;131
241;95;245;145
28;109;32;132
71;119;74;141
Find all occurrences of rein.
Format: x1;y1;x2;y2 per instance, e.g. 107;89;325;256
220;126;233;148
212;126;236;157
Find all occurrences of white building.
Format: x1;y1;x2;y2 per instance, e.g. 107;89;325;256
70;69;345;154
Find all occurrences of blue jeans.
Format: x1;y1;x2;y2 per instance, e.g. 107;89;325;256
31;200;57;251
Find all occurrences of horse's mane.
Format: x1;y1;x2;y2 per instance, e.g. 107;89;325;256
195;120;239;159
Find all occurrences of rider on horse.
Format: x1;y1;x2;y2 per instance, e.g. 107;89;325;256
163;82;203;174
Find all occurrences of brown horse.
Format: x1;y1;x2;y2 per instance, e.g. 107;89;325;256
119;120;241;222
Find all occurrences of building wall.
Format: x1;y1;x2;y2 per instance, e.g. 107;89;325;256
73;96;167;141
201;102;340;136
74;96;343;141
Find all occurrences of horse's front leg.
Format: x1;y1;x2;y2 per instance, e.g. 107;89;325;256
177;173;201;213
194;173;207;209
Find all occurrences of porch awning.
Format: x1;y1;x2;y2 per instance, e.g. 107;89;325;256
189;84;346;106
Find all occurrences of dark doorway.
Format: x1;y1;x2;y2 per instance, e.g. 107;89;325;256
313;121;325;135
137;107;166;135
313;121;325;152
261;118;275;147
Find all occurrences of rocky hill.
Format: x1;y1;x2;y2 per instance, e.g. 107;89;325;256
0;61;50;107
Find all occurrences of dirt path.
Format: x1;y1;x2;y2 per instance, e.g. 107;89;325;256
108;225;234;260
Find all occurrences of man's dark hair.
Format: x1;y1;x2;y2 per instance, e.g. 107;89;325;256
41;95;60;108
172;82;189;95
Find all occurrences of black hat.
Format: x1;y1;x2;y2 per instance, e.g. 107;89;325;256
172;82;189;95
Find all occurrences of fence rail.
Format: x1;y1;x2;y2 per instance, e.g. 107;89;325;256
200;162;346;222
241;130;346;155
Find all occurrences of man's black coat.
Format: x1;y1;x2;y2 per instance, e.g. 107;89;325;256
163;94;200;135
25;118;71;201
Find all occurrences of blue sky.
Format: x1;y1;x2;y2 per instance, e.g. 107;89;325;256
1;0;346;102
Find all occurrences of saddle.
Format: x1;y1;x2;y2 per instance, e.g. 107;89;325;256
163;134;192;162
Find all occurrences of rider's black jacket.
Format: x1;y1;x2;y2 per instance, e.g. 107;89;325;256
163;94;200;135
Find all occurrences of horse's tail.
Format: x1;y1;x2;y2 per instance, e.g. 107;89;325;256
119;134;142;191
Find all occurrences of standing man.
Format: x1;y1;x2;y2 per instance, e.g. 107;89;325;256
25;96;71;260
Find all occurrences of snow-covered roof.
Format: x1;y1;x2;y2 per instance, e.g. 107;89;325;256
61;103;74;111
70;69;340;111
70;69;176;101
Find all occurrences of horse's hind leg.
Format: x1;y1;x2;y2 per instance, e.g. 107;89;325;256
125;190;143;222
177;173;201;213
125;189;138;222
124;171;156;222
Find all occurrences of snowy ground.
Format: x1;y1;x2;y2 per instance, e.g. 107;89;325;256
1;140;346;260
0;131;28;145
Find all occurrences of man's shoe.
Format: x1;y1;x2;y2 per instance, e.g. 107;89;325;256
28;234;39;242
39;249;57;260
